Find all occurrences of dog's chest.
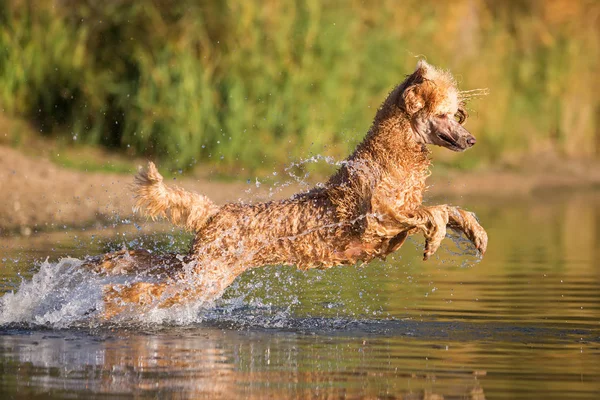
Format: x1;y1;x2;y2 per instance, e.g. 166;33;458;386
370;171;424;215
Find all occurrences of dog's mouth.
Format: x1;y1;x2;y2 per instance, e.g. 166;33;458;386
437;133;463;150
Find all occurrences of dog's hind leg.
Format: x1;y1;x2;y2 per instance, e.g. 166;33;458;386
101;268;241;319
102;281;168;319
101;282;225;319
82;249;187;277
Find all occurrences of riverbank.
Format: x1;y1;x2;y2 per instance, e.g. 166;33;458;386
2;145;600;236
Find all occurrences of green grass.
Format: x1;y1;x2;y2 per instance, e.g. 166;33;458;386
0;0;597;174
50;152;135;175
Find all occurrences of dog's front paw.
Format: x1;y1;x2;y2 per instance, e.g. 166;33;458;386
449;208;488;257
472;225;488;256
423;239;440;261
463;211;487;256
423;245;435;261
423;225;446;261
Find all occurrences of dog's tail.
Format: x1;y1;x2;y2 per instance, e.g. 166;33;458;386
133;162;218;231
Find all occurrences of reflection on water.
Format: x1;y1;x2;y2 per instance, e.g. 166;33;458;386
1;190;600;399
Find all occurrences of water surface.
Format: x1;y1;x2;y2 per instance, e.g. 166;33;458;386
1;191;599;399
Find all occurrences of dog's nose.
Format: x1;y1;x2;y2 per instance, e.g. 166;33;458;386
466;136;476;146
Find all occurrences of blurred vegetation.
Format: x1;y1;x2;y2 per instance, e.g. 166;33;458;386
0;0;598;174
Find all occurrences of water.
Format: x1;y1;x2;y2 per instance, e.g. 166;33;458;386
1;190;599;399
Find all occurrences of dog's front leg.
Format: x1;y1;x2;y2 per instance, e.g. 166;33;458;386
446;206;488;255
391;205;487;260
390;205;449;260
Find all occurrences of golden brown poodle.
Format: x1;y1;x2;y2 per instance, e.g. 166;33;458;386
85;60;488;318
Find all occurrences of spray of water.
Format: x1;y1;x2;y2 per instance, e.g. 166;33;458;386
0;258;105;328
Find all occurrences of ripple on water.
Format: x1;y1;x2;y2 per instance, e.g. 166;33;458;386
2;191;600;399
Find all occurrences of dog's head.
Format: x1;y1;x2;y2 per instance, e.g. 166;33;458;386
399;60;476;152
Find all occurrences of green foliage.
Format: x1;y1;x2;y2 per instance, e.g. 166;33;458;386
0;0;598;173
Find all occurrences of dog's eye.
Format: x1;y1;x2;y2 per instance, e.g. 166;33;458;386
437;114;447;119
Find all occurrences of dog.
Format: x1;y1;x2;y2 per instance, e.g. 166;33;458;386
85;60;488;318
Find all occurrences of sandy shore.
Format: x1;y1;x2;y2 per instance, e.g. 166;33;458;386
2;145;599;235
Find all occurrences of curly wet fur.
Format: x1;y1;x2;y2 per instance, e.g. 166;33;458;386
86;61;488;318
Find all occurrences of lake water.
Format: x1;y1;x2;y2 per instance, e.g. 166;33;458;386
1;190;599;399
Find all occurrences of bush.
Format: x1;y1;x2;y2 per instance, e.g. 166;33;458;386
0;0;598;173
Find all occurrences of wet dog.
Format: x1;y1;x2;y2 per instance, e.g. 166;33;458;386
86;60;488;318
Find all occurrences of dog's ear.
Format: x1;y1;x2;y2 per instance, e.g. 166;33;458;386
414;60;430;78
401;61;431;115
402;86;424;115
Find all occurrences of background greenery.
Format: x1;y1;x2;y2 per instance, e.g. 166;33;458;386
0;0;598;174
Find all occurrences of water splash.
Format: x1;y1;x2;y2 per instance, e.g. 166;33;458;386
0;258;104;328
246;154;346;198
0;257;219;328
445;229;484;268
